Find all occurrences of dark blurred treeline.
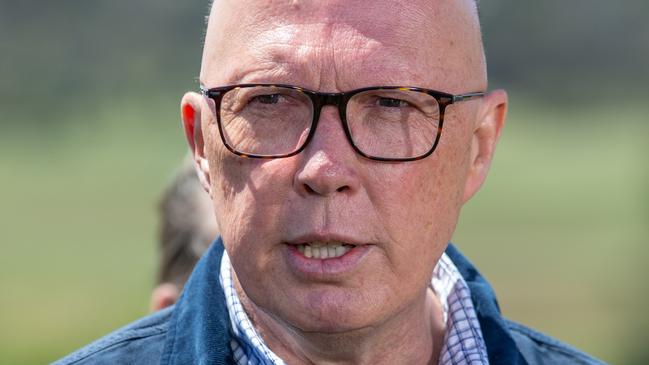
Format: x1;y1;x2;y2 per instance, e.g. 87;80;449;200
0;0;206;127
1;0;648;127
482;0;649;94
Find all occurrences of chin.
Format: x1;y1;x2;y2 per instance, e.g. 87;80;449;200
291;310;373;334
278;287;386;334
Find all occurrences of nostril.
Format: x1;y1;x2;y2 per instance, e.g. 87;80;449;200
302;182;349;195
304;184;317;194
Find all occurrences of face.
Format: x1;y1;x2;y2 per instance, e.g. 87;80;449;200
184;0;505;333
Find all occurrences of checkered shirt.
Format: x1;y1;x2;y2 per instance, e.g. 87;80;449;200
219;251;489;365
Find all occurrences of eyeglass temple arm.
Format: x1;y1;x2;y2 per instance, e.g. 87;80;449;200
452;92;485;103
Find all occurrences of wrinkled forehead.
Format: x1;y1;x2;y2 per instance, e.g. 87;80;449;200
201;0;485;91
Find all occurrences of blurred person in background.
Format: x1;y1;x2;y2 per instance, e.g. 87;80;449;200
55;1;606;364
150;156;218;312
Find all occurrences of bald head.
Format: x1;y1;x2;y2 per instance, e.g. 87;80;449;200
200;0;486;92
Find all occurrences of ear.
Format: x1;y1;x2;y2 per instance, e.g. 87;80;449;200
181;92;212;195
462;89;508;203
150;283;180;312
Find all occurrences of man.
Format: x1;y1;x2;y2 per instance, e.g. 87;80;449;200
151;156;218;312
55;1;604;364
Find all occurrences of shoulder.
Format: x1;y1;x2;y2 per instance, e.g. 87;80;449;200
52;307;174;365
505;320;608;365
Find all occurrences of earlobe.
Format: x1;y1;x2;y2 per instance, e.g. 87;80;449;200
150;283;180;312
195;156;212;195
462;89;508;203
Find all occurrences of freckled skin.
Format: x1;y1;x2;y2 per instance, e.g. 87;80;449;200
181;0;507;364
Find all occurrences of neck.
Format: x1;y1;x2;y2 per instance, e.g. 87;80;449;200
234;277;445;365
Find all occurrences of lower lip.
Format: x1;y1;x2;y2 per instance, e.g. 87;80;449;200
285;244;372;279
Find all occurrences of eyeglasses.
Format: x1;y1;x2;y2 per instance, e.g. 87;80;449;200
200;84;484;162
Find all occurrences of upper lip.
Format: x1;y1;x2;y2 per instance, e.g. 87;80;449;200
286;233;368;246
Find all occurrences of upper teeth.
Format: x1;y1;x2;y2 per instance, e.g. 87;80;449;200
297;241;352;259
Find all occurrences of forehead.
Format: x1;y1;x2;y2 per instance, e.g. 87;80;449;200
201;0;484;92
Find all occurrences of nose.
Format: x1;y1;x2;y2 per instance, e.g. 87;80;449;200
293;106;361;197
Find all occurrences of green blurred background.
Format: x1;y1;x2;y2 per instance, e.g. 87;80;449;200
1;1;647;364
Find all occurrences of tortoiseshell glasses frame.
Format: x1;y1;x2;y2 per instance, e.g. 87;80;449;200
201;83;484;162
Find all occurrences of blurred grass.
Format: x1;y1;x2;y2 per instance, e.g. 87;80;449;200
0;95;647;364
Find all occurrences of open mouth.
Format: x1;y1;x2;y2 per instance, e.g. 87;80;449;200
295;241;355;259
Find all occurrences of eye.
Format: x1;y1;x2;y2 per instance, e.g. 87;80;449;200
377;97;409;108
252;93;282;105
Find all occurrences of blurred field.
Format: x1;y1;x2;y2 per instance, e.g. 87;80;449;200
0;94;646;364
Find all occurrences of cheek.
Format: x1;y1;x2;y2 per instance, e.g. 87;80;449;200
381;162;462;230
372;156;467;270
205;128;252;247
208;146;296;255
